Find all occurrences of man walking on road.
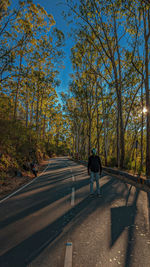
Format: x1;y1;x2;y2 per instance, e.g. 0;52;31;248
88;148;102;197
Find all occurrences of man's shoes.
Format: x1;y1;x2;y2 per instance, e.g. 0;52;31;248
90;192;102;198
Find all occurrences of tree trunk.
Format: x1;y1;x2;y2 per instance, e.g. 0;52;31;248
143;7;150;177
117;107;120;167
101;86;108;166
96;107;100;156
39;87;44;139
25;84;29;128
76;124;79;159
88;116;92;158
42;109;47;140
30;88;35;126
96;83;100;156
140;82;144;172
36;81;40;134
73;134;75;158
13;52;23;120
119;91;125;168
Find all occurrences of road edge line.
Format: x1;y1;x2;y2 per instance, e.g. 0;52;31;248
0;160;51;204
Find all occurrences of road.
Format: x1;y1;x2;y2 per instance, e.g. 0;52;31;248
0;157;150;267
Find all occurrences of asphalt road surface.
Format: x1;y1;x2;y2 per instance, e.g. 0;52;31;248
0;157;150;267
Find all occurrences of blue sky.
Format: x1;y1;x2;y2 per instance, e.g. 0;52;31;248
39;0;74;95
11;0;75;99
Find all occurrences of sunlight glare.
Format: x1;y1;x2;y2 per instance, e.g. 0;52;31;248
143;107;147;114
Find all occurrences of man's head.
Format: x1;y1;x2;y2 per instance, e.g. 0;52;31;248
92;148;96;155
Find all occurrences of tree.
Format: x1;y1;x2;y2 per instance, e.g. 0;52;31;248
64;0;148;174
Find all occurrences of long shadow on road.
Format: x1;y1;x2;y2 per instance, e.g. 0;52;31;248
0;167;141;267
20;168;87;194
0;172;89;230
0;196;94;267
0;171;110;231
124;188;139;267
110;186;140;267
0;177;121;267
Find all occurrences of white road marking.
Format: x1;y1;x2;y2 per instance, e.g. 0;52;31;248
64;242;73;267
65;164;74;181
71;187;75;206
0;161;51;204
65;164;75;205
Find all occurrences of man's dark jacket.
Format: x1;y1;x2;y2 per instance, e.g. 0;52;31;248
88;155;102;173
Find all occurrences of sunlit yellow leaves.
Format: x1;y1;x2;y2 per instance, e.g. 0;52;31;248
30;39;37;45
37;4;48;16
17;18;24;25
1;39;7;45
48;14;55;26
126;27;136;35
17;49;24;57
19;1;25;8
36;17;44;25
0;0;10;14
3;31;12;38
10;51;15;58
29;3;39;14
87;12;92;17
16;10;22;19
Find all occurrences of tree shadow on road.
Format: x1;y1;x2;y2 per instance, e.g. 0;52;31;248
110;188;139;267
0;177;120;267
0;172;89;230
0;170;141;267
